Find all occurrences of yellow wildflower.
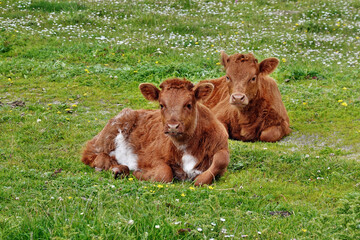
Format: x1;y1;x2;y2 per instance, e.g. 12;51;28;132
189;186;195;190
128;178;134;181
181;193;186;197
303;102;307;105
341;102;348;106
84;69;89;73
208;186;214;190
155;61;159;64
342;87;347;90
157;184;163;188
134;70;138;73
216;62;221;65
72;104;77;107
195;42;199;45
338;100;343;103
301;228;307;232
282;58;286;63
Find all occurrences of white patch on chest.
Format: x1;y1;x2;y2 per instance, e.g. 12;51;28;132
109;130;138;171
181;153;202;179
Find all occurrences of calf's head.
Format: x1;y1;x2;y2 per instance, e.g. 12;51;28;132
221;51;279;108
140;78;213;140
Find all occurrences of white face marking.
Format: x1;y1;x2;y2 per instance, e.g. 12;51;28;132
182;153;202;179
111;130;138;170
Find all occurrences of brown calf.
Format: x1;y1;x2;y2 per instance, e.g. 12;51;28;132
81;78;229;186
200;52;291;142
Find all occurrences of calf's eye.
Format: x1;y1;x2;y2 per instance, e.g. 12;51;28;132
186;104;192;109
226;76;230;81
160;104;164;109
251;77;256;81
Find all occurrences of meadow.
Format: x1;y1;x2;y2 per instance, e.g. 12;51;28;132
0;0;359;239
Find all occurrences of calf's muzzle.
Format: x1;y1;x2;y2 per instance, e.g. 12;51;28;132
230;93;249;106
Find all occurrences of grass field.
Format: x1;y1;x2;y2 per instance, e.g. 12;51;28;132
1;0;360;239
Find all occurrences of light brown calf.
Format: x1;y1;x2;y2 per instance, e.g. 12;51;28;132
200;51;291;142
82;78;229;186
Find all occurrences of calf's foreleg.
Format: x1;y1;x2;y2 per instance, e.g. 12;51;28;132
133;164;173;183
194;149;229;186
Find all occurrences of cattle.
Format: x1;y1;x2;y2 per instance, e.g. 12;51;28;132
81;78;230;186
199;51;291;142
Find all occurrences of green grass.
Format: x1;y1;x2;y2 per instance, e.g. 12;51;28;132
1;0;360;239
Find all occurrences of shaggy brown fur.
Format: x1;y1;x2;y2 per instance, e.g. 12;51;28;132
82;78;229;186
199;52;291;142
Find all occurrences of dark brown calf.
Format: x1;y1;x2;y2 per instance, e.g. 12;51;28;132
200;52;291;142
82;78;229;185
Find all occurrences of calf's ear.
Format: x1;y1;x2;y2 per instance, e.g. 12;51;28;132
259;58;279;75
194;83;214;101
220;51;229;68
139;83;160;101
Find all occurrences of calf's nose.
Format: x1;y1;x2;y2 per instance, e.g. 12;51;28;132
231;93;246;102
167;123;179;130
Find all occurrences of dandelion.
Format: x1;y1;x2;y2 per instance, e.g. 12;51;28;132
282;58;286;63
189;186;195;190
303;102;307;105
83;93;88;96
195;42;199;45
181;193;186;197
341;102;348;106
342;87;347;90
241;21;245;23
157;184;163;188
72;104;77;107
138;59;141;63
216;62;221;65
67;196;72;199
84;69;89;73
122;54;125;57
356;36;359;40
111;53;115;55
208;186;214;190
134;70;138;73
48;103;52;106
66;118;70;121
283;41;286;44
104;64;109;66
128;178;134;181
69;98;74;101
57;111;61;114
338;99;343;103
65;108;72;112
302;228;307;232
295;23;299;26
155;61;159;64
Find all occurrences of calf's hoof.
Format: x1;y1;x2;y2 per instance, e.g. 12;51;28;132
112;166;130;179
194;172;213;186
